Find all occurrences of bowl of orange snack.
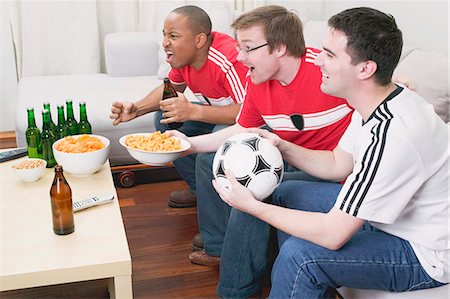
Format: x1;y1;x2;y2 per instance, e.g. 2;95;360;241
119;131;191;166
52;134;110;175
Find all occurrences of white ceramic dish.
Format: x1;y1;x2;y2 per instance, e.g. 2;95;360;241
52;134;110;175
11;158;47;182
119;133;191;166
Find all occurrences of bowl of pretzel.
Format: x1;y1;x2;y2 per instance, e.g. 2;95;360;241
119;131;191;166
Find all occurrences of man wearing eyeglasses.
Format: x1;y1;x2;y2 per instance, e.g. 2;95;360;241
169;5;353;298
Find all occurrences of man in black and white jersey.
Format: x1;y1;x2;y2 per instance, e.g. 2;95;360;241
212;7;449;298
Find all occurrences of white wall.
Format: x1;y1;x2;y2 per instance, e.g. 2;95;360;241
1;0;18;131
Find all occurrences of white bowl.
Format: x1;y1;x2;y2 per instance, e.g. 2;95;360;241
11;158;47;182
119;133;191;166
52;134;110;175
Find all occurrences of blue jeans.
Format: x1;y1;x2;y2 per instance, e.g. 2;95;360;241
154;110;226;193
195;154;322;298
270;180;445;298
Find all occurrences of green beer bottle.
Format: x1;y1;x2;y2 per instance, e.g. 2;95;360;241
25;107;42;158
65;99;79;135
78;101;92;134
56;104;68;139
43;102;58;138
41;109;57;168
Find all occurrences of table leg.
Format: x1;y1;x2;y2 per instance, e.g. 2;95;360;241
108;275;133;299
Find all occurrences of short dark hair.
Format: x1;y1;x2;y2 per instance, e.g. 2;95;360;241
172;5;212;36
231;5;305;58
328;7;403;85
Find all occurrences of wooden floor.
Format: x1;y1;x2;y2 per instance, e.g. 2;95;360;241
119;180;220;298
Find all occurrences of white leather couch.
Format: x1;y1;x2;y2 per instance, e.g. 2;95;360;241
14;32;162;166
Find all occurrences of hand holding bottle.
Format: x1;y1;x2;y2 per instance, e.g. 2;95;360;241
110;101;139;126
159;92;190;125
161;78;183;129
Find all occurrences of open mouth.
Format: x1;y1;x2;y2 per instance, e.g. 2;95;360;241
165;50;174;63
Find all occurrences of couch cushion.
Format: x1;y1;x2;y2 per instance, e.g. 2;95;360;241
15;74;162;165
394;49;449;123
105;32;160;77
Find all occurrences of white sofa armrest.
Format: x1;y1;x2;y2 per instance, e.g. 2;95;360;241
105;32;160;77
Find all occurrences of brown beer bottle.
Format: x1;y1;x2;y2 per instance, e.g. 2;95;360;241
50;165;75;235
162;78;183;129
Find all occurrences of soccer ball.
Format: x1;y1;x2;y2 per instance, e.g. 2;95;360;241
212;132;284;200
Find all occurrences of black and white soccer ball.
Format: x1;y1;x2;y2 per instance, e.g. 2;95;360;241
212;132;284;200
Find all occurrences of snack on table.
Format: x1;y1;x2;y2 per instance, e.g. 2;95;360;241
12;159;46;170
125;131;182;152
55;135;105;153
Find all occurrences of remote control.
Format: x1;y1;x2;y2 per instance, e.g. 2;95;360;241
73;194;115;212
0;147;28;163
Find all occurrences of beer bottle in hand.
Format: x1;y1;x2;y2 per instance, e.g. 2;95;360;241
162;78;183;129
78;101;92;134
50;165;75;235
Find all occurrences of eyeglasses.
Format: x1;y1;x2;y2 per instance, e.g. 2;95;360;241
235;43;268;55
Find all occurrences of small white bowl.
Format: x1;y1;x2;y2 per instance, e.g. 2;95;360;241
11;158;47;183
52;134;110;175
119;133;191;166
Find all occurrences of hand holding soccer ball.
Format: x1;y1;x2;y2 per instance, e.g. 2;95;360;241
212;132;284;201
212;168;262;213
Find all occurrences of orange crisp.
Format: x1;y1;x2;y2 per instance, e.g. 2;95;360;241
56;135;105;153
125;131;181;152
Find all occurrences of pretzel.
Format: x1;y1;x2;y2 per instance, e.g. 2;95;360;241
125;131;181;152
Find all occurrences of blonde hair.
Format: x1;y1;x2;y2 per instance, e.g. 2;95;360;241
231;5;305;58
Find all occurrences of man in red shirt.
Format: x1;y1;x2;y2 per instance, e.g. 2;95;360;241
110;5;248;208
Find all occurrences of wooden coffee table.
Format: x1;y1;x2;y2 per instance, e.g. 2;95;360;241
0;154;132;298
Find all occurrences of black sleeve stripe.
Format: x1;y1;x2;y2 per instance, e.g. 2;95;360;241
339;132;377;210
352;119;391;216
340;103;393;216
346;121;383;215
